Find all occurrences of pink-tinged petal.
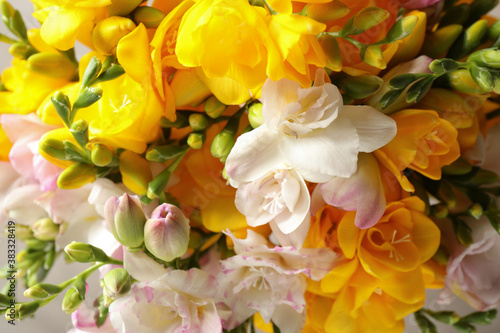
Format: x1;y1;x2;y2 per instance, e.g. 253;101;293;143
161;268;218;299
319;153;385;229
123;250;168;282
342;105;397;152
225;125;283;184
271;215;311;249
3;184;47;224
32;153;62;191
279;116;359;182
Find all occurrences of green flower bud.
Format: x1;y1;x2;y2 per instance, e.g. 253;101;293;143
24;283;62;300
248;103;264;129
452;322;476;333
342;7;389;36
453;220;473;247
187;132;205;150
91;144;114;167
39;137;67;161
51;91;72;127
8;42;36;60
1;1;27;40
442;158;473;175
448;19;489;60
318;33;342;72
0;293;12;307
337;74;383;99
204;96;226;119
189;113;208;131
468;49;500;69
307;1;349;23
468;203;483;219
62;282;85;314
104;193;146;248
433;246;449;266
145;145;189;162
447;69;485;94
144;203;190;262
102;268;131;303
73;86;103;109
31;217;59;241
360;44;386;69
437;181;456;208
132;6;166;29
107;0;143;16
64;242;110;263
70;119;89;148
421;24;463;58
80;56;102;89
211;129;235;162
25;238;48;250
461;309;497;325
27;53;76;80
424;310;460;325
432;204;449;220
5;302;39;321
470;65;494;92
57;162;97;189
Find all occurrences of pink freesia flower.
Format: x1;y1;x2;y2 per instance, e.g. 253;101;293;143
1;113;61;191
109;268;222;333
69;302;115;333
439;218;500;310
219;230;338;332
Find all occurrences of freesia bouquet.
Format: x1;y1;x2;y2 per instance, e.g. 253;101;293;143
1;0;500;332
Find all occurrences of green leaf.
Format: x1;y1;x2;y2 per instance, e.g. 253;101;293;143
380;89;404;109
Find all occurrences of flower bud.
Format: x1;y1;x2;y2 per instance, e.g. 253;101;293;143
468;49;500;69
447;69;485;94
361;44;386;69
5;302;39;321
307;1;349;23
31;217;59;241
70;119;89;148
421;24;463;58
39;137;67;161
107;0;143;16
204;96;226;119
9;42;36;59
27;53;76;80
144;204;190;262
187;132;205;150
64;242;110;263
248;103;264;128
119;151;152;196
468;203;483;219
105;193;146;248
432;204;448;220
80;56;102;89
145;145;189;162
91;144;114;167
0;293;11;307
62;281;85;314
342;7;389;35
133;6;166;29
51;90;72;126
211;129;235;162
461;309;497;325
318;33;342;72
424;310;460;325
92;16;137;55
102;268;131;303
73;86;103;109
170;70;212;107
189;113;208;131
24;283;62;300
57;162;97;189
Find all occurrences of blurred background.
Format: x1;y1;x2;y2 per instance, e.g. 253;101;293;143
1;1;500;332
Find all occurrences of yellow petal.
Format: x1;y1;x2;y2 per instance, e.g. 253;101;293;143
119;151;152;195
196;68;251;105
117;23;152;85
201;195;248;232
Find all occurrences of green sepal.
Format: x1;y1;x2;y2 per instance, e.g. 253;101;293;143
80;56;102;89
146;145;189;162
341;7;389;36
73;86;103;110
406;76;434;103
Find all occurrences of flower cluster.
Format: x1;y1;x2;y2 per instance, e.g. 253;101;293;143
1;0;500;332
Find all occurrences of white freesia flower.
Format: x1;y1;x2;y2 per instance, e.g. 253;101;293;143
234;164;310;248
225;69;397;184
109;268;222;333
219;230;338;332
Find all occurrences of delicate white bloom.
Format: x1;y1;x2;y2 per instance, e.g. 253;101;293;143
234;164;310;248
218;230;338;332
109;268;222;333
226;69;396;184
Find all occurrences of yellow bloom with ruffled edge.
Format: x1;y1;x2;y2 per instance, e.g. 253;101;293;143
31;0;111;50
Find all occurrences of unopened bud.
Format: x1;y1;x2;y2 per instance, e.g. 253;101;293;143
31;217;59;241
9;42;36;59
57;162;96;189
187;132;205;149
248;103;264;128
468;203;483;219
307;1;349;23
27;53;76;80
91;144;114;167
24;283;62;300
144;204;190;262
189;113;208;131
433;246;449;266
119;151;153;195
211;130;235;162
421;24;463;58
447;69;485;94
145;145;189;162
39;137;66;161
64;242;109;263
62;279;85;314
204;96;227;119
80;56;102;89
107;0;143;16
337;74;383;99
132;6;166;29
361;44;386;69
70;119;89;147
93;16;136;55
73;86;103;109
105;193;146;248
102;268;131;303
5;302;39;321
468;49;500;69
432;204;449;219
424;310;460;325
318;33;342;72
461;309;497;325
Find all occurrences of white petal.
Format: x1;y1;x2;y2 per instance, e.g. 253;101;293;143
261;77;300;130
271;214;311;249
319;153;385;229
123;249;168;282
272;304;306;333
279;117;359;182
342;105;397;152
225;125;282;183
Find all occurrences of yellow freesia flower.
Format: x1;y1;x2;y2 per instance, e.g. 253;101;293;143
375;109;460;192
32;0;111;50
0;58;70;114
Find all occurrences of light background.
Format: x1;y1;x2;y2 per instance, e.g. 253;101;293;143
0;1;500;332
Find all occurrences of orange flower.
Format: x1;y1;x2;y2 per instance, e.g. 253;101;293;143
374;109;460;192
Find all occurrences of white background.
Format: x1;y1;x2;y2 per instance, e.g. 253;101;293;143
1;1;500;332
